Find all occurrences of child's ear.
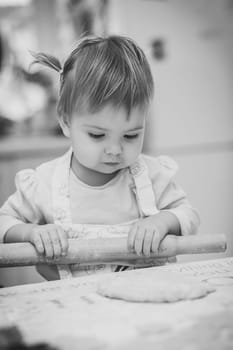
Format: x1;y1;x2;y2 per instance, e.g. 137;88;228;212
59;116;70;138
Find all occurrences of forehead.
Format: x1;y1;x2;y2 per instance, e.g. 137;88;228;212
73;104;146;131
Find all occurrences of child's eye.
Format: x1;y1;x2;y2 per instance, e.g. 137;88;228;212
88;133;105;139
124;134;139;140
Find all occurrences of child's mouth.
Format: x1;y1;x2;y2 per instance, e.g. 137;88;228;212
104;162;120;166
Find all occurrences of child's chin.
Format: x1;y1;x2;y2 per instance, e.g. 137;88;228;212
100;164;123;174
101;168;121;174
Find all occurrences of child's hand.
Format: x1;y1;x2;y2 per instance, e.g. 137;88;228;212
127;213;171;257
28;224;69;258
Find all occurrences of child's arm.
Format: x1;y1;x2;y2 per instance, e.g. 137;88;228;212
4;223;68;258
0;169;68;258
128;156;200;256
128;199;200;256
0;169;42;243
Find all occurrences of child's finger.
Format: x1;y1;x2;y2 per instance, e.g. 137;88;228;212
151;230;161;253
142;229;154;256
33;233;44;255
57;227;69;255
49;230;62;258
127;224;137;252
134;227;145;256
42;231;54;258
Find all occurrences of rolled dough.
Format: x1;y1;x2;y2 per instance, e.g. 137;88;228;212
97;271;215;303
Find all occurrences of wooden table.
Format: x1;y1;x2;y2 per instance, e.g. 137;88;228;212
1;257;233;350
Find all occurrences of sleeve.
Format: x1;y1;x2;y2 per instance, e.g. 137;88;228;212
151;156;200;236
0;169;44;242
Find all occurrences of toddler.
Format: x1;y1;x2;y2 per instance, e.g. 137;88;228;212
0;35;200;280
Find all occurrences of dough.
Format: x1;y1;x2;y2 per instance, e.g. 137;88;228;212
97;271;215;303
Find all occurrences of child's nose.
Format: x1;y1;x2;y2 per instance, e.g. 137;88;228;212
105;142;122;156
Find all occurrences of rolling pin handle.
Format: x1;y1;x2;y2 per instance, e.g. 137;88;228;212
159;235;178;257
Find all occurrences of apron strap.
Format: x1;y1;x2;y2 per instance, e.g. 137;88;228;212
52;147;73;226
129;155;159;217
52;148;73;279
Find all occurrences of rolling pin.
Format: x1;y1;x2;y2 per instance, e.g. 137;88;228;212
0;234;226;267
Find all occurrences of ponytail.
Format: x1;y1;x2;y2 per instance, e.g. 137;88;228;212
29;51;62;74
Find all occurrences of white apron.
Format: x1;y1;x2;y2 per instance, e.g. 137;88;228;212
52;149;175;279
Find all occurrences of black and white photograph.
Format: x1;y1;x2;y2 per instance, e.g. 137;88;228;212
0;0;232;349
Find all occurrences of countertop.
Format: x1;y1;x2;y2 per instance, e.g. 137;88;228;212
0;136;70;159
0;257;233;350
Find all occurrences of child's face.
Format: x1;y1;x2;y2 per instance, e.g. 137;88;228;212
61;104;146;184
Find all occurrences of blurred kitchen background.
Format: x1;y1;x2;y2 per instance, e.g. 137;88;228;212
0;0;232;286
